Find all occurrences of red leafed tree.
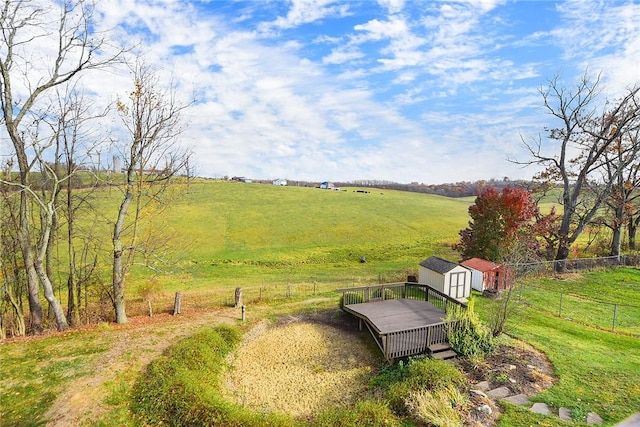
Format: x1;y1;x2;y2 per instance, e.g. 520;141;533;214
457;187;541;262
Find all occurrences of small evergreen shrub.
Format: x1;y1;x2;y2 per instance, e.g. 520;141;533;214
445;298;495;361
379;358;466;413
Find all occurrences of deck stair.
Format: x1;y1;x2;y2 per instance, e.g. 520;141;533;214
428;343;457;360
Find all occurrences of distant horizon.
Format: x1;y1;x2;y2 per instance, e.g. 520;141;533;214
3;1;638;184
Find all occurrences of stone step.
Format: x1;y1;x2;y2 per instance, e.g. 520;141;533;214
503;394;530;405
430;349;457;360
530;402;551;415
487;387;511;399
559;407;572;421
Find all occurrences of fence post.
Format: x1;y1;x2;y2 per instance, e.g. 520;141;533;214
518;283;523;303
173;292;182;315
559;292;563;317
612;304;617;332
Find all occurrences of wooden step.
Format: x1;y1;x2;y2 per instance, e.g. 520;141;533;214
430;349;458;360
428;343;451;353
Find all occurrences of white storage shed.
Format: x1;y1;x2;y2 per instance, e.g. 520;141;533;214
418;256;471;301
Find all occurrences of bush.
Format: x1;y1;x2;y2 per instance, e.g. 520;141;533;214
445;298;495;361
312;400;401;427
378;358;466;413
371;287;396;300
405;384;468;427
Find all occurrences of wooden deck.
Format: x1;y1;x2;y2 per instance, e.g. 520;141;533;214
345;299;447;334
338;282;466;362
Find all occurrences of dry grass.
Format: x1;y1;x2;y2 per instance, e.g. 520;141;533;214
223;315;382;418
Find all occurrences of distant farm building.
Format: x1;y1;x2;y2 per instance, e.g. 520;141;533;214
272;178;287;186
320;181;340;190
231;176;252;183
461;257;514;292
418;256;471;301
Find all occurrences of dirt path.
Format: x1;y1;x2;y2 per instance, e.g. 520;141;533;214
45;308;239;426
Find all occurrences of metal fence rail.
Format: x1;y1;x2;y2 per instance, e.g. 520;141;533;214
516;284;640;335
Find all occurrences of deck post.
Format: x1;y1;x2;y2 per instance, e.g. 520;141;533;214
382;334;387;358
359;318;362;331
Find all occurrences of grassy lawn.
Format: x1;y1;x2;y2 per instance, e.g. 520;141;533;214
517;269;640;335
0;330;110;426
475;268;640;425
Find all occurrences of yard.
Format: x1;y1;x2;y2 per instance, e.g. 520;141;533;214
3;272;637;426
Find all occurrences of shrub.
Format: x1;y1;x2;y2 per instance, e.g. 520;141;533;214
445;298;495;361
312;400;401;427
371;287;396;300
381;358;466;413
405;384;468;427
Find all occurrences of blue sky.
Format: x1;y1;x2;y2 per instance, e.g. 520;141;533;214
89;1;639;183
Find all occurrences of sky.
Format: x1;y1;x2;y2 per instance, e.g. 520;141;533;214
9;1;640;184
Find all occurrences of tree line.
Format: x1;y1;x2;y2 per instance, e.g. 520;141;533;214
457;72;640;270
0;1;190;338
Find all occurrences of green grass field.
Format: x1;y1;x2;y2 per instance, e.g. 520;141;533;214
2;180;639;426
76;180;473;307
516;269;640;335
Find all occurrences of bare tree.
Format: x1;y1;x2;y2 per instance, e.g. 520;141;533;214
0;0;123;332
598;127;640;256
518;72;640;271
0;165;27;337
49;87;106;326
111;62;190;324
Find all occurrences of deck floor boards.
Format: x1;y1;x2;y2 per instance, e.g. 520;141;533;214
345;299;446;334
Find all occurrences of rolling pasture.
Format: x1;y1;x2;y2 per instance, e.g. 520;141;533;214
106;180;473;310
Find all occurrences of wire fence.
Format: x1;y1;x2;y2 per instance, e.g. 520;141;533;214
514;283;640;335
502;255;640;336
506;254;640;277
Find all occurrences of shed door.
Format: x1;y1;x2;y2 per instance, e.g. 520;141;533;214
449;271;466;298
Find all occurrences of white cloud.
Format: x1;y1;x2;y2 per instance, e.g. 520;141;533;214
5;0;635;185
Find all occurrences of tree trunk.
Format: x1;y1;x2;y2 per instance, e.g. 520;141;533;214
554;244;570;273
66;187;80;327
34;258;68;331
629;215;639;251
611;227;622;257
18;230;44;333
112;192;134;324
5;281;26;337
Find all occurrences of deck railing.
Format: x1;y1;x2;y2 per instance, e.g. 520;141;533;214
337;282;467;311
337;282;467;361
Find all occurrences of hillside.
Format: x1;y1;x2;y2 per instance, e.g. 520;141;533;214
115;180;473;292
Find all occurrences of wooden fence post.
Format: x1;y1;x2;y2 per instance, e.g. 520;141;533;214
173;292;182;315
234;287;242;308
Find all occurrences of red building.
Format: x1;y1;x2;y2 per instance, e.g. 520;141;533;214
461;257;514;292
